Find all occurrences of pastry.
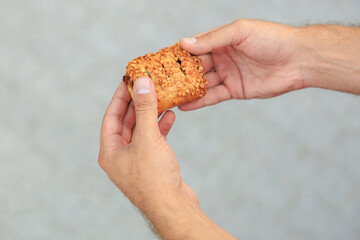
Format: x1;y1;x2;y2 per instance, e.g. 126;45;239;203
123;43;207;114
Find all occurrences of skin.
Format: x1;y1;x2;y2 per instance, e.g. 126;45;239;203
179;19;360;111
99;19;360;239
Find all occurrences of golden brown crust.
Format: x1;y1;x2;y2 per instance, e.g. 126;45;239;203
123;43;207;114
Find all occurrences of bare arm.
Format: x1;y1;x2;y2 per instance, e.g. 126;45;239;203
179;19;360;111
143;193;235;239
297;24;360;94
98;20;360;239
98;78;235;239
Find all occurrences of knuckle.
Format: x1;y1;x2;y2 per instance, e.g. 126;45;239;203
98;150;115;171
135;99;155;112
233;18;246;27
233;18;242;25
98;151;107;170
232;18;250;33
201;30;217;41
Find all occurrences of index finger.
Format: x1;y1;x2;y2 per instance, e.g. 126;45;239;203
180;20;240;55
100;81;132;147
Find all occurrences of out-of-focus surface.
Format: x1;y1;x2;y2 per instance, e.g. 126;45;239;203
1;0;359;239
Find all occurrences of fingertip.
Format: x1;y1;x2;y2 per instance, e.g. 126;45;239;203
181;35;211;55
132;77;159;133
180;38;198;54
178;102;198;111
170;110;176;122
159;110;176;137
132;77;157;112
178;105;188;111
162;110;176;123
181;22;237;55
181;38;197;45
134;76;153;95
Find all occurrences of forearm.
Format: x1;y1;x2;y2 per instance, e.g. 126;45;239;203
297;24;360;94
142;192;236;240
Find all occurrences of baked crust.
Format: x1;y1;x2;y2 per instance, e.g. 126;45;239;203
123;43;207;114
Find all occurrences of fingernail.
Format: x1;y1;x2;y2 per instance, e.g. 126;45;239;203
181;38;197;44
135;77;151;94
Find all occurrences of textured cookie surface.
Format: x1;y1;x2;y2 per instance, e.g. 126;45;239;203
123;43;207;113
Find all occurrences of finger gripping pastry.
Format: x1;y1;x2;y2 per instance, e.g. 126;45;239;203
123;43;207;114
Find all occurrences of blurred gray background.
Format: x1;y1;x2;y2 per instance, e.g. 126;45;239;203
1;0;359;239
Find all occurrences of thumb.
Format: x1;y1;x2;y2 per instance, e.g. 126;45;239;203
132;77;159;135
180;20;242;55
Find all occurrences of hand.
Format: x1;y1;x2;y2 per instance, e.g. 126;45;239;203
99;77;235;239
99;77;219;239
179;19;304;111
98;77;198;212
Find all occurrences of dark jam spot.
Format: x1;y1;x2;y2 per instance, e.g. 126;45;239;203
176;59;186;76
123;75;132;84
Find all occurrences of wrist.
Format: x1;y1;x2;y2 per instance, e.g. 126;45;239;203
141;187;235;239
295;25;360;93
